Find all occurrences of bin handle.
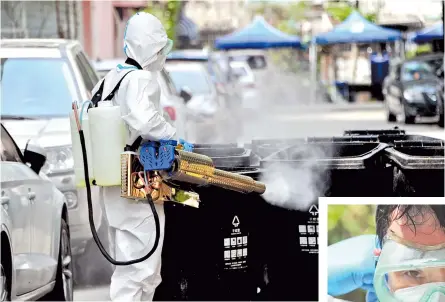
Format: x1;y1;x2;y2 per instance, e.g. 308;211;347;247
384;148;445;170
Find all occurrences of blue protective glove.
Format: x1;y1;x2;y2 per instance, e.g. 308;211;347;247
328;235;378;301
366;290;378;302
178;138;194;152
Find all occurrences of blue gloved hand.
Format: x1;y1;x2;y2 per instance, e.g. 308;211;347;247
328;235;377;298
366;290;378;302
178;139;194;152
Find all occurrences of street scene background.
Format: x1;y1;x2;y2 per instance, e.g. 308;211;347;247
1;0;444;301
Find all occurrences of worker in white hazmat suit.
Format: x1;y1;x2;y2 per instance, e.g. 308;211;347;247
91;12;176;301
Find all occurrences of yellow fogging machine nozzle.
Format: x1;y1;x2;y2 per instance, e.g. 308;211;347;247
165;150;266;195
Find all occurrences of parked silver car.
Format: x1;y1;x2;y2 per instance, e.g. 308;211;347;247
1;123;72;301
0;39;111;284
230;61;259;109
92;59;189;139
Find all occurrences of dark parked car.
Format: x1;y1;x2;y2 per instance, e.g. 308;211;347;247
437;80;444;128
383;56;443;124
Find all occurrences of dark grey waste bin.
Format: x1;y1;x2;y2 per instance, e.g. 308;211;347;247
253;137;393;302
385;140;444;197
251;138;306;159
154;145;265;301
343;128;445;197
260;138;393;197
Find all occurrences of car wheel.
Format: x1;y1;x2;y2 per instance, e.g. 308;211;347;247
0;249;11;302
44;219;73;301
404;115;416;124
387;111;397;122
439;113;444;128
400;102;415;124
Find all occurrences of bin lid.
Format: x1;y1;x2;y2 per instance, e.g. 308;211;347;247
192;145;253;169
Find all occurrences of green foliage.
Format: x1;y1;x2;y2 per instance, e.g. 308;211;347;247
144;0;182;46
406;44;433;59
328;205;376;245
250;1;309;31
326;3;377;23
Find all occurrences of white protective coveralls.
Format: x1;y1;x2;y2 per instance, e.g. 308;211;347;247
91;12;176;301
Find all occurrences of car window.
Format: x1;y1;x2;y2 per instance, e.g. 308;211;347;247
1;125;24;163
232;55;267;70
247;55;267;70
231;66;248;77
426;58;444;75
1;57;79;118
401;61;436;81
167;67;212;95
74;51;99;92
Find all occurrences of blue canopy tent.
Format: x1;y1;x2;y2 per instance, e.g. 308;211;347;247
310;12;402;103
315;11;402;45
214;15;301;50
409;22;444;44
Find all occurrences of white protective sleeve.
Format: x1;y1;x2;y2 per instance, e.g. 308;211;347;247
121;74;177;141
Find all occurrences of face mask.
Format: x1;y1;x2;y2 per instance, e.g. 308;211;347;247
393;282;445;302
143;53;167;72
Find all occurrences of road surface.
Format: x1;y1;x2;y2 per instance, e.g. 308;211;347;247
73;101;444;301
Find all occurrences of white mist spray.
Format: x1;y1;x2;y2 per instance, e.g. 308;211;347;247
259;143;332;211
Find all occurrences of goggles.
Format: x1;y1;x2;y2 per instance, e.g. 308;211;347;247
374;230;445;302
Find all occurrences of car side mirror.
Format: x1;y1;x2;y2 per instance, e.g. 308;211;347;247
24;139;47;174
180;86;193;103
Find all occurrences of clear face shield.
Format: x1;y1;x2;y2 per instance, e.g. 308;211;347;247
144;39;173;71
374;230;445;302
162;39;174;56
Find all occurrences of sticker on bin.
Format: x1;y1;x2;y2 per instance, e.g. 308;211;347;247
300;237;308;246
224;215;248;271
309;237;317;246
308;225;315;233
237;249;243;257
231;250;237;259
299;225;307;233
224;251;230;259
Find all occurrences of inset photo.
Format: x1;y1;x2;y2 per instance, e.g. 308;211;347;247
319;197;445;302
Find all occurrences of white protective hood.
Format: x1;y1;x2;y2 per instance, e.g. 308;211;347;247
123;12;169;69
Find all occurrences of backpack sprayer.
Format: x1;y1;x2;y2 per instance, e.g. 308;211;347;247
70;80;266;266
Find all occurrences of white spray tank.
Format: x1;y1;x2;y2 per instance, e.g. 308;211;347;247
88;101;128;186
70;102;95;187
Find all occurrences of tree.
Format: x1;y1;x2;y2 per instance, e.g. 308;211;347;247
326;2;376;23
145;0;183;46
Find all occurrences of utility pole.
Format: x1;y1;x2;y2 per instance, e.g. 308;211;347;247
442;0;444;24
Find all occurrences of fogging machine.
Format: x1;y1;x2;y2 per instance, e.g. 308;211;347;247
71;104;266;266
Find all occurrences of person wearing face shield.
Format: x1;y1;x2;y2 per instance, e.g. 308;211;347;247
91;12;176;301
328;205;445;302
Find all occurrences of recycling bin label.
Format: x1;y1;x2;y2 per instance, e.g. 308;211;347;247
298;204;319;254
223;215;248;271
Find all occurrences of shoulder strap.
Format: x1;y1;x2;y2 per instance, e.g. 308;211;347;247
90;69;137;108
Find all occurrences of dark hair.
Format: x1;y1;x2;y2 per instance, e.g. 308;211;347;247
376;205;445;247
